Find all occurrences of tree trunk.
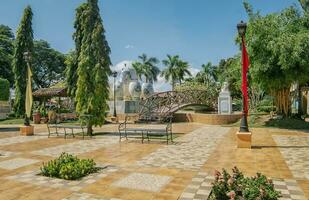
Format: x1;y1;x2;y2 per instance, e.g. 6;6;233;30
298;86;303;116
272;88;291;117
87;124;93;136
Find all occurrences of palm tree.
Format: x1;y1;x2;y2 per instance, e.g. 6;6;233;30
177;60;191;84
132;53;160;83
196;62;217;87
161;54;191;90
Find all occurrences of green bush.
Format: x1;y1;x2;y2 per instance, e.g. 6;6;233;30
209;167;281;200
0;78;10;101
40;152;99;180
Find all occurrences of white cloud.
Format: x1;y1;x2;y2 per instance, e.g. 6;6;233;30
124;44;134;49
187;65;200;78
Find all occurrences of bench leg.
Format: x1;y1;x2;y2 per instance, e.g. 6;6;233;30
56;127;59;136
47;126;51;138
166;131;168;145
64;128;67;139
142;131;144;144
72;129;75;138
82;127;85;140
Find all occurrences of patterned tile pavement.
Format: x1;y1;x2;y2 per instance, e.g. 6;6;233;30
0;150;20;158
62;192;122;200
6;166;118;191
273;135;309;179
112;172;172;192
32;136;119;157
0;135;44;146
0;158;40;170
136;126;229;171
179;172;307;200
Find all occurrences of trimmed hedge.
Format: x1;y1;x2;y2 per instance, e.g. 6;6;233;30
0;78;10;101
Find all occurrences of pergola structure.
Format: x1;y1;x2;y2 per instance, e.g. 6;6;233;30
33;88;67;99
33;88;67;113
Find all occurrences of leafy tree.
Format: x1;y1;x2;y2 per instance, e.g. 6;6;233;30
132;53;160;83
66;2;88;98
0;25;14;86
0;78;10;101
74;0;111;135
244;3;309;116
161;54;191;90
32;40;66;89
299;0;309;12
12;6;33;117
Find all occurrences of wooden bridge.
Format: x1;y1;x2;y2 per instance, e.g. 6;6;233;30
138;90;217;121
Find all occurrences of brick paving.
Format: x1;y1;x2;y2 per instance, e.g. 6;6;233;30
6;166;118;191
136;126;229;171
0;123;308;199
273;135;309;180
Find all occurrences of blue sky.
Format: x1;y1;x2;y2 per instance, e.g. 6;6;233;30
0;0;300;90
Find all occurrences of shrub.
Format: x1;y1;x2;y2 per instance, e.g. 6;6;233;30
40;152;99;180
209;167;281;200
0;78;10;101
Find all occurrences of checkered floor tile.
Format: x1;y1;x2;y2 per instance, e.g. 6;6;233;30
179;172;307;200
0;150;20;158
112;172;172;192
6;166;118;191
178;171;214;200
273;135;309;179
0;158;40;170
0;135;44;146
62;192;122;200
32;136;119;157
137;127;229;171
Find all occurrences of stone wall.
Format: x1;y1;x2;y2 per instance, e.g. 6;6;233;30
173;113;242;125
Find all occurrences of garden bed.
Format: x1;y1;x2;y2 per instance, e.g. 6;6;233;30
208;167;281;200
40;152;101;180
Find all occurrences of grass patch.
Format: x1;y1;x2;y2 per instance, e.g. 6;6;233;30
265;118;309;130
223;114;309;130
0;118;26;125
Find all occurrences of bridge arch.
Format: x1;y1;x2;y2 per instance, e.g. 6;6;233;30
138;90;217;121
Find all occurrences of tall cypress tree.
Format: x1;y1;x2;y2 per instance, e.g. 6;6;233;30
75;0;111;134
66;3;87;98
12;6;34;117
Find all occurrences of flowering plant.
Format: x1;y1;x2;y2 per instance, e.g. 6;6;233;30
209;167;281;200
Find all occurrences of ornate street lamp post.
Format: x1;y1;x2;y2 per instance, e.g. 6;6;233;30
112;71;118;117
23;51;32;126
237;21;249;132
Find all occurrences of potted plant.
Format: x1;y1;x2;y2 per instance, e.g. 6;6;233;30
32;108;41;124
39;107;48;123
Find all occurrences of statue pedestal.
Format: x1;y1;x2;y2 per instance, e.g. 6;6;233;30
218;92;232;114
236;131;251;148
20;125;34;136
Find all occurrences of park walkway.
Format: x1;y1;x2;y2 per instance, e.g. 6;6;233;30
0;123;308;200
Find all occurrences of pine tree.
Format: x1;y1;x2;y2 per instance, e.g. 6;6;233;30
74;0;111;134
12;6;33;117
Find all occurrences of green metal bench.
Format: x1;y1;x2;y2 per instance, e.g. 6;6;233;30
47;114;92;139
118;115;173;144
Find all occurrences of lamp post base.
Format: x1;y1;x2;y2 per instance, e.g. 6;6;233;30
236;131;251;148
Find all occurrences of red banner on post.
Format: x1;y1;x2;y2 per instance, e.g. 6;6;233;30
242;36;249;115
